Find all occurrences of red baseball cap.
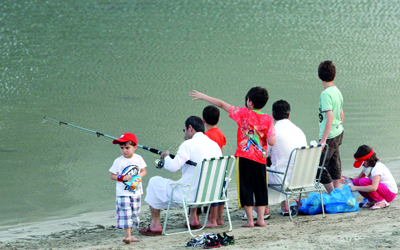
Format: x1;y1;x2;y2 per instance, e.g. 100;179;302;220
112;133;137;145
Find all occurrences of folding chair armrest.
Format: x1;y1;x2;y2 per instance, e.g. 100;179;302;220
169;183;191;189
267;168;285;175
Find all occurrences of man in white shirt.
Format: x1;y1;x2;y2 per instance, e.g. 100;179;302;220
267;100;307;215
140;116;222;235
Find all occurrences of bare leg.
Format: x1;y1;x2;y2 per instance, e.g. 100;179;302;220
264;205;270;215
242;206;254;227
255;206;265;227
188;208;200;223
189;208;200;226
149;206;163;231
281;201;289;212
216;204;224;226
123;227;132;244
324;182;335;194
333;179;341;189
205;206;218;228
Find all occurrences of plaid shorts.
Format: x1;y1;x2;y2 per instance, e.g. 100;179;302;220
116;195;141;229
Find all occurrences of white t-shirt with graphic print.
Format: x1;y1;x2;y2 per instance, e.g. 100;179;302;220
109;154;147;196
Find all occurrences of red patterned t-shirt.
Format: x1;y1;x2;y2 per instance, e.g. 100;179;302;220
229;106;275;164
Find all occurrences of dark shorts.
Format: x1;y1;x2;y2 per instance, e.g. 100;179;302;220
238;157;268;207
318;131;344;184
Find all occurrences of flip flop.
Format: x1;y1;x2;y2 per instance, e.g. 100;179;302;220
139;225;162;236
370;200;389;210
184;223;202;230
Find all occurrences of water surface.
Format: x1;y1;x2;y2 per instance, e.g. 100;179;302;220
1;0;400;227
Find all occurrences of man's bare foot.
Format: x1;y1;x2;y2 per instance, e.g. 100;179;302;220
217;219;224;226
130;237;140;242
149;224;163;232
205;221;218;228
241;221;254;227
188;221;200;227
189;217;200;227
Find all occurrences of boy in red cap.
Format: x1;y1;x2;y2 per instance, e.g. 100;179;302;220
342;145;397;210
109;133;147;244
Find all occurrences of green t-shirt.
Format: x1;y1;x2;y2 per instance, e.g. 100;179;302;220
319;85;344;139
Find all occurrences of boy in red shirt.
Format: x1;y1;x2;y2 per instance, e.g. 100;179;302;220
203;105;227;227
203;105;226;151
190;87;275;227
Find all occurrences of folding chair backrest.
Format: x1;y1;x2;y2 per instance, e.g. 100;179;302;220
194;156;233;204
287;145;323;190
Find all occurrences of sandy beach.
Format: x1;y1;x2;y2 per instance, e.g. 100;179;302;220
1;160;400;250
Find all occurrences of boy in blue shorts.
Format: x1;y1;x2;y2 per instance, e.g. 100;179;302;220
317;61;344;194
190;87;276;227
109;133;147;244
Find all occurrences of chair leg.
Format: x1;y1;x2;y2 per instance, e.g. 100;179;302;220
224;200;232;232
320;191;326;218
287;196;294;221
162;190;175;235
182;202;194;237
198;205;211;231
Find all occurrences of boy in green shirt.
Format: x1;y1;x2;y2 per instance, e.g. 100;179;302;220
318;60;344;194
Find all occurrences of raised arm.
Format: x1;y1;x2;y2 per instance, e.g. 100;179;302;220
190;90;231;113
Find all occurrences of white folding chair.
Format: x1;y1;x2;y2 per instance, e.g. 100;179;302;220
267;144;328;221
162;156;236;236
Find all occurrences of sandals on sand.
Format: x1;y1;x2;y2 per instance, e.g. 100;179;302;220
362;201;376;208
139;225;162;236
370;200;389;210
241;210;270;220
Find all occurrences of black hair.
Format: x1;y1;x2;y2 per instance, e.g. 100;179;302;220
118;141;136;146
185;116;205;133
272;100;291;120
202;105;220;126
354;145;379;167
245;86;269;109
318;60;336;82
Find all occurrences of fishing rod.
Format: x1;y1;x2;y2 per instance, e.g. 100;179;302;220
43;117;197;167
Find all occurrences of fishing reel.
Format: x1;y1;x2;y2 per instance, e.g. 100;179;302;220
155;158;164;169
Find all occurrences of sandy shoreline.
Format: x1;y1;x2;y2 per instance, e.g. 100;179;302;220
1;160;400;249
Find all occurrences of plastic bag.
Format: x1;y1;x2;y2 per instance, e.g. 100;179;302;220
298;192;330;215
324;185;359;214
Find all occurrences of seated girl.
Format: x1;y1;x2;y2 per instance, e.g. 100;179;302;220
342;145;397;210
